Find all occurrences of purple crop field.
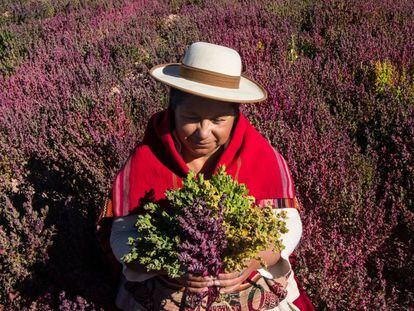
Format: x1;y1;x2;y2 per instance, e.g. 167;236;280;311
0;0;413;310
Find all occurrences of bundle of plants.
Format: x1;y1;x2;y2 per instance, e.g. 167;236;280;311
122;166;288;308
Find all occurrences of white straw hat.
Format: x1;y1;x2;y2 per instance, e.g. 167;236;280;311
149;42;268;103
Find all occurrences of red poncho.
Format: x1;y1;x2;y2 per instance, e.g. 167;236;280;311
95;108;314;310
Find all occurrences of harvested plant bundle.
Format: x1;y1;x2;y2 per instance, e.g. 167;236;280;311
122;166;288;305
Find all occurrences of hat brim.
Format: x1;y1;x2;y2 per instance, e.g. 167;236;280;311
149;63;268;103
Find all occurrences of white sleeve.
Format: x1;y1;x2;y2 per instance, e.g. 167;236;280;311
275;207;302;260
110;214;157;282
258;207;302;279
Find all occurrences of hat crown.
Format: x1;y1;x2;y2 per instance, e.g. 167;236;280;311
182;42;242;76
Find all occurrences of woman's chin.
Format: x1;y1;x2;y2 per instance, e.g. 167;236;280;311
188;146;218;158
190;149;213;157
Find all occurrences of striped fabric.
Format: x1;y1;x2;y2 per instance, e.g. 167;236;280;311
272;148;295;199
97;196;113;224
254;148;301;211
112;155;133;218
256;197;300;211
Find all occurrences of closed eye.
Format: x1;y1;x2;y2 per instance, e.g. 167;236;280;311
212;118;225;124
184;116;199;122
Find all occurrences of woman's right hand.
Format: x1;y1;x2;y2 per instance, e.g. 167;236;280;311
125;262;213;293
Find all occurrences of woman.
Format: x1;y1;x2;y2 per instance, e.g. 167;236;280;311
96;42;315;310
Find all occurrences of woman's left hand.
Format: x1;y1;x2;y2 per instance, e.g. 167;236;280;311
215;249;281;294
214;259;261;294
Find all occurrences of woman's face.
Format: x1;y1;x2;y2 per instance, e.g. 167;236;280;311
174;93;237;160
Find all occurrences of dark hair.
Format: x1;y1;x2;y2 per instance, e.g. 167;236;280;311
168;87;240;114
168;87;189;110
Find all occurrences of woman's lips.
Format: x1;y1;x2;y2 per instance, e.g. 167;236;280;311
192;140;214;147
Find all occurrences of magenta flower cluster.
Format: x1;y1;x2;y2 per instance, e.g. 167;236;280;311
0;0;413;309
177;196;227;308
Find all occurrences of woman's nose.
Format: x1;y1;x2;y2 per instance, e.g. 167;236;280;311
197;119;212;139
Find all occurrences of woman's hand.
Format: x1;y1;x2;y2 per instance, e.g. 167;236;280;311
168;248;282;294
173;274;215;293
214;259;261;294
171;271;256;294
216;249;281;294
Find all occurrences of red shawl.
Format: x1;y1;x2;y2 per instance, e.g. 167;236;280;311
107;108;298;217
94;108;314;310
